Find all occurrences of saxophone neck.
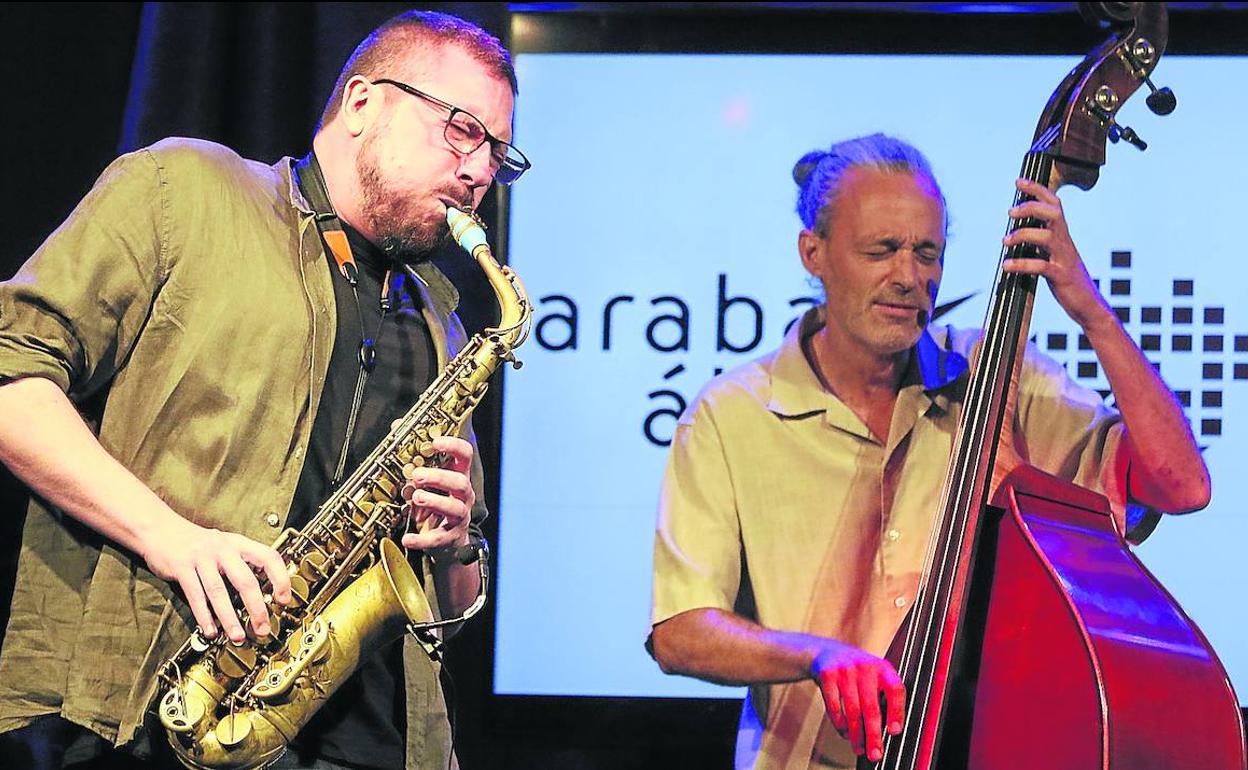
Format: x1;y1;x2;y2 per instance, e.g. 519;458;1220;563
476;253;531;346
446;206;531;347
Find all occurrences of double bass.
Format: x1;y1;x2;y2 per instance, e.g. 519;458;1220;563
869;4;1247;769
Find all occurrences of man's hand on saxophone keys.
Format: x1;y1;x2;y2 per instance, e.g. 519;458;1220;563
141;515;293;645
399;435;475;553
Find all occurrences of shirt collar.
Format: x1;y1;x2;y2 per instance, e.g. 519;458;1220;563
407;261;460;318
282;156;314;215
767;305;968;419
278;156;461;317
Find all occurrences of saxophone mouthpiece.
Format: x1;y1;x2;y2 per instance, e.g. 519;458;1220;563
446;206;491;259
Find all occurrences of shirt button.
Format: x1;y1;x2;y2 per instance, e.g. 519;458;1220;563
293;445;304;459
265;512;280;527
886;529;900;542
894;596;907;608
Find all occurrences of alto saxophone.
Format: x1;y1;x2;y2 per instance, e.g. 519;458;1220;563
154;206;531;770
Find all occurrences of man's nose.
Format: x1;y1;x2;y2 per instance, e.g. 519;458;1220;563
890;252;921;291
457;143;496;189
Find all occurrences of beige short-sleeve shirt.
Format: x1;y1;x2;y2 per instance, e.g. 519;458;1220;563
651;306;1136;769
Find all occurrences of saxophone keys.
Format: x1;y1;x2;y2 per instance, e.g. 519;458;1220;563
157;687;202;733
298;552;329;584
215;712;253;748
247;612;282;646
302;618;331;663
250;662;295;700
215;642;257;680
287;574;310;608
325;527;351;556
371;477;397;499
352;501;374;526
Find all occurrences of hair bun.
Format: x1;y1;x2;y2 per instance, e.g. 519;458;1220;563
792;150;827;187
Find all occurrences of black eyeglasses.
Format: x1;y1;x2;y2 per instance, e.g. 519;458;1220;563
372;78;530;185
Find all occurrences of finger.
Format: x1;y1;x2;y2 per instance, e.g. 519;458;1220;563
1015;177;1059;205
401;529;466;551
418;510;446;531
405;501;435;527
176;566;218;640
420;512;468;536
408;489;470;523
882;668;906;736
816;674;847;735
197;559;246;643
1001;258;1050;276
219;554;270;636
1007;200;1059;222
430;436;473;474
427;507;471;535
840;670;865;755
434;512;470;537
407;467;474;502
1003;228;1053;249
859;669;885;763
419;506;437;527
239;540;292;606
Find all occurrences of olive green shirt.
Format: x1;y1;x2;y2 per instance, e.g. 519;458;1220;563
651;307;1139;770
0;138;484;770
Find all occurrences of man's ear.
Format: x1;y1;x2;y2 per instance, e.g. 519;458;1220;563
340;75;376;137
797;229;824;276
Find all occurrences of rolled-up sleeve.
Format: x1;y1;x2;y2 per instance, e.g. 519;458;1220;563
0;149;165;399
1014;343;1149;539
651;394;745;628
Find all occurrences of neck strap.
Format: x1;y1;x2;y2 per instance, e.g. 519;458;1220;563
294;152;358;286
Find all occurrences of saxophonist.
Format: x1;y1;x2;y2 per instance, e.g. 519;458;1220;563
0;10;527;770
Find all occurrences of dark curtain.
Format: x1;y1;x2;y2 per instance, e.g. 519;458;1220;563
0;4;510;767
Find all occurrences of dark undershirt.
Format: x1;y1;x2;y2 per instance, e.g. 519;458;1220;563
286;221;437;770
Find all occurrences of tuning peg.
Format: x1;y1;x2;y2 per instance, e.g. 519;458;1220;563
1117;36;1176;116
1144;82;1177;116
1107;122;1148;151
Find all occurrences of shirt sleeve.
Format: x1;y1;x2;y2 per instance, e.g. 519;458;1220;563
0;149;166;399
1013;341;1157;542
651;391;746;629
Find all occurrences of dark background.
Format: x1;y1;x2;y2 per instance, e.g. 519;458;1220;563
2;3;1247;769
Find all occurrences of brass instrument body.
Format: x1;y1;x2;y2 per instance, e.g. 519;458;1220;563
155;207;530;770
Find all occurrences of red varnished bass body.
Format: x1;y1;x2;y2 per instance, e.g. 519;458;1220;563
912;465;1247;769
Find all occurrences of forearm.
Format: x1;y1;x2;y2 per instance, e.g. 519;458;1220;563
651;607;827;686
1081;307;1210;512
431;550;482;617
0;376;190;556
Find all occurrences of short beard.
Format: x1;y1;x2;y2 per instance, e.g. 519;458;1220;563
355;136;445;264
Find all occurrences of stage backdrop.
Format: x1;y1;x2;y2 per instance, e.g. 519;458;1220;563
494;53;1248;702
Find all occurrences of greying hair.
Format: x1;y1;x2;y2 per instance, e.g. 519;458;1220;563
793;133;947;235
319;10;516;130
